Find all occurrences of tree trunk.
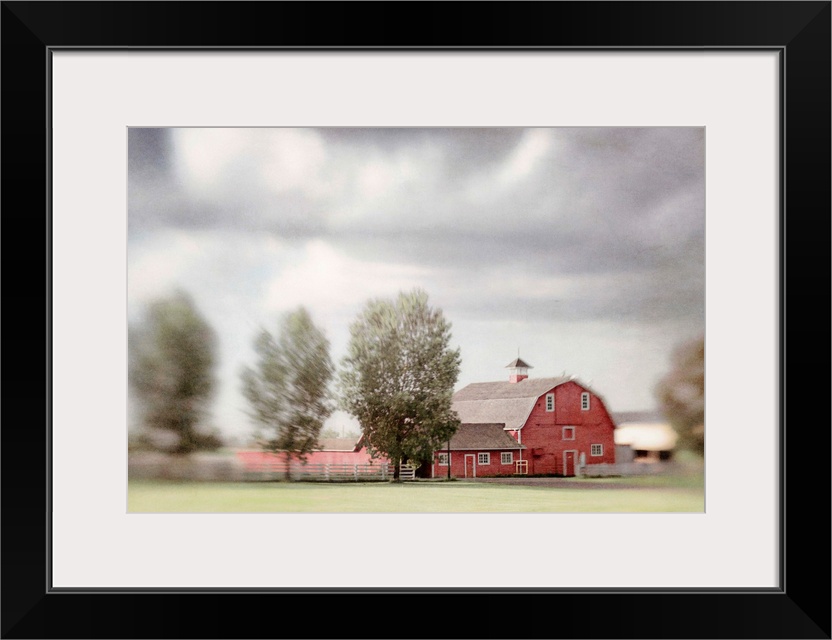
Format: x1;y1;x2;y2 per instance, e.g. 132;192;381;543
284;450;292;482
393;433;403;482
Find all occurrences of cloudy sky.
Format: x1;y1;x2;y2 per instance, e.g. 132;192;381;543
128;127;704;441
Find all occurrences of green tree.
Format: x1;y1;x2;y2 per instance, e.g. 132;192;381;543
339;288;462;481
241;307;335;479
655;335;705;456
129;291;219;454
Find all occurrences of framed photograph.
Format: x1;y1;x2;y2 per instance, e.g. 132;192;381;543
2;2;829;638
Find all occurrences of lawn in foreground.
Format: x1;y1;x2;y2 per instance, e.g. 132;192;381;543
128;478;703;513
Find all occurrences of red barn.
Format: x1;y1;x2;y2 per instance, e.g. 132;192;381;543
434;358;617;477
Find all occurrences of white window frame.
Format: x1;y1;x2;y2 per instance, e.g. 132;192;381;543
437;452;449;466
545;393;555;412
501;451;513;465
581;392;590;410
477;452;490;465
562;426;575;440
591;443;603;457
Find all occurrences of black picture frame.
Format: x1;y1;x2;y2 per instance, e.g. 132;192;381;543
2;2;829;638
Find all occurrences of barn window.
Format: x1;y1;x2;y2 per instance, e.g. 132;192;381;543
545;393;555;412
591;444;603;456
562;426;575;440
478;453;490;465
581;392;590;410
438;453;449;466
501;452;513;465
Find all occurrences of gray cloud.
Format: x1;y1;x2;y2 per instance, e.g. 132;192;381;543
317;127;527;175
129;127;703;326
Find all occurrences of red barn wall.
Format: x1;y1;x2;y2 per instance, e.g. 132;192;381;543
518;381;616;475
431;449;519;478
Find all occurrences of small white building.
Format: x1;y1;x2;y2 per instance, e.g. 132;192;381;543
613;411;678;462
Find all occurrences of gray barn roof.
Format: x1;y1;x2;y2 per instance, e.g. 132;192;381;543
452;376;576;431
317;437;362;452
444;423;526;451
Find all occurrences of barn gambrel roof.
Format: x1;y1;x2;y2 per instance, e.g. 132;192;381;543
452;376;598;431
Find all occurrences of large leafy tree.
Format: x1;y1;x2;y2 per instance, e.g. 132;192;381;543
241;307;334;479
655;335;705;456
129;291;219;454
339;289;462;481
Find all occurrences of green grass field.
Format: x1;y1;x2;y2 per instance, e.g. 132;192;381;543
128;474;704;513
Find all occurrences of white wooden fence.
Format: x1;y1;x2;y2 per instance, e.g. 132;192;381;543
578;462;673;477
244;461;416;482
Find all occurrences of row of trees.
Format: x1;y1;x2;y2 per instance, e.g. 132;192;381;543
129;288;462;479
129;289;705;474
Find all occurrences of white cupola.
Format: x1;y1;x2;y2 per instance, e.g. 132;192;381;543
506;357;533;383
